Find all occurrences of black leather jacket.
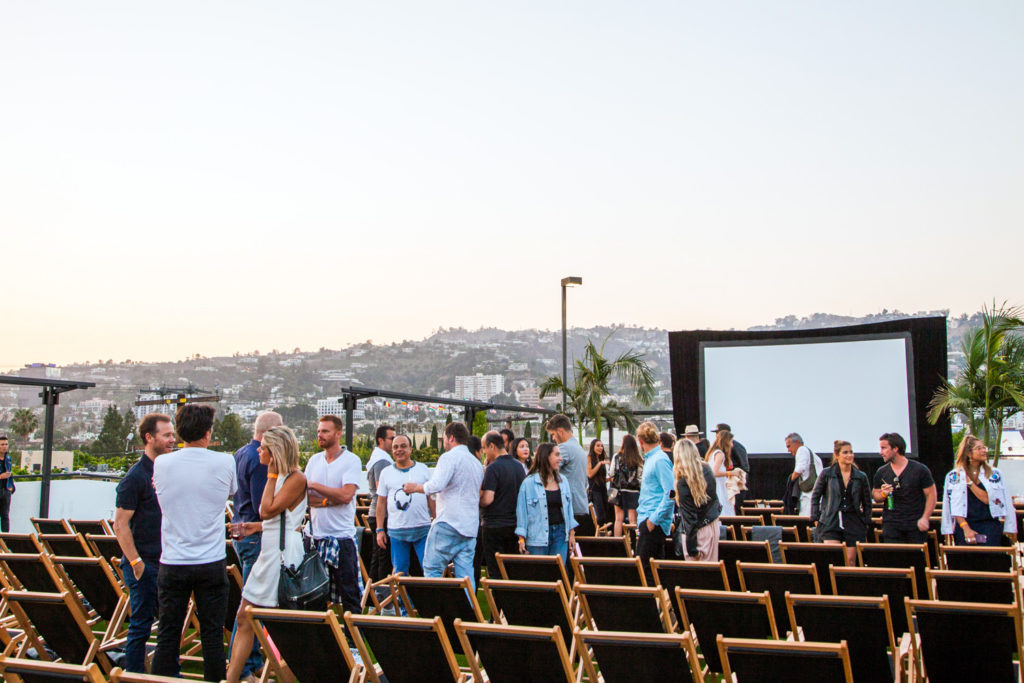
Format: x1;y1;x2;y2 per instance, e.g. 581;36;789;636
676;463;723;557
810;464;872;533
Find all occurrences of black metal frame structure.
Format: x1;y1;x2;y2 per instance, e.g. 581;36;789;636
0;376;95;516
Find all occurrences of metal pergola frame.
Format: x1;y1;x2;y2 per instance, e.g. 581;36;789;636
0;376;95;516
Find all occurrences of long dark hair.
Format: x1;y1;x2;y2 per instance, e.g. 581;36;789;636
530;442;561;485
708;429;733;469
617;434;642;470
509;437;532;469
587;438;605;465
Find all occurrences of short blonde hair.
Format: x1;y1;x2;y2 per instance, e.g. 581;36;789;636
636;421;660;446
261;425;300;474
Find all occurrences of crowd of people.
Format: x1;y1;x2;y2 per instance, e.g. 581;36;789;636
105;403;1018;680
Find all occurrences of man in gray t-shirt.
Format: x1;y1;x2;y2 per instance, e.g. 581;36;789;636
546;414;592;535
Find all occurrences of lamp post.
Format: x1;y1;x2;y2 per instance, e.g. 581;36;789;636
560;276;583;413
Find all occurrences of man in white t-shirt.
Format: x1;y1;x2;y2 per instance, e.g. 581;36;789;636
403;422;484;587
787;432;823;517
305;415;362;614
151;404;236;681
375;434;435;576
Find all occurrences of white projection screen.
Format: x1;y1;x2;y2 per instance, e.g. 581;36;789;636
699;333;916;456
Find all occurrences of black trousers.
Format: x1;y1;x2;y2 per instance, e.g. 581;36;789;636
0;489;11;533
636;522;667;585
152;560;228;682
327;538;363;616
881;525;927;544
367;516;393;582
481;526;519;579
589;484;609;526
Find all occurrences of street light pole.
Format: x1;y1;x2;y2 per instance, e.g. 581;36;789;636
560;276;583;413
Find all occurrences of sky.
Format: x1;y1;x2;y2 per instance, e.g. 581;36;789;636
2;2;1021;369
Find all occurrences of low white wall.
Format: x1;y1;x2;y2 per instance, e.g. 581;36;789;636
9;480;120;534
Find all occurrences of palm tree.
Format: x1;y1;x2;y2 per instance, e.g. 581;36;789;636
10;408;39;443
928;302;1024;463
539;336;656;443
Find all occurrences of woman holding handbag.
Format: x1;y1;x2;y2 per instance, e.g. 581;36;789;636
227;426;307;683
610;435;643;536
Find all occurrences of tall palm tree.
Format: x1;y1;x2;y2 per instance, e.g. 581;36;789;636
9;408;39;443
539;336;656;443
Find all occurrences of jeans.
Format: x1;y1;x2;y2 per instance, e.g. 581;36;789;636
121;556;159;673
152;560;229;682
422;522;478;589
230;532;263;677
481;526;519;578
526;523;568;563
636;522;667;585
389;526;429;577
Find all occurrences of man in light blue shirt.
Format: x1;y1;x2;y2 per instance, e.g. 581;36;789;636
546;414;593;535
635;422;675;582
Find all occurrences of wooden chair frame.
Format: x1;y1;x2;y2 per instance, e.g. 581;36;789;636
736;561;820;634
495;553;572;592
455;620;575;683
570;556;646;587
30;518;72;535
856;542;930;596
938;544;1017;572
674;588;778;677
771;514;815;542
480;578;578;661
717;635;854;682
0;656;107;682
574;628;702;682
50;555;130;645
925;567;1019;605
67;520;113;537
345;612;461;683
572;534;632;558
829;564;918;637
2;589;114;672
575;583;674;634
780;541;849;591
109;666;191;682
38;533;94;558
0;534;44;555
650;558;730;592
247;606;361;683
741;525;799;543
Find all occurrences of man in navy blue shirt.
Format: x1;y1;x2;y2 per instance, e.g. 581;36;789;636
0;435;15;533
113;414;175;673
228;410;282;680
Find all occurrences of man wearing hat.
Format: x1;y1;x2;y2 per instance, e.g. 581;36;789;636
682;425;709;458
714;423;750;506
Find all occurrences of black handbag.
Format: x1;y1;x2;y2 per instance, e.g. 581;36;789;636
277;509;329;611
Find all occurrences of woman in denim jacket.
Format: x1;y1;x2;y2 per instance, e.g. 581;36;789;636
515;443;578;559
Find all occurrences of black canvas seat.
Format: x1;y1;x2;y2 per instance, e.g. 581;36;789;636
576;584;673;634
455;621;576;683
495;553;572;593
0;534;43;554
573;535;631;558
736;561;819;634
718;541;772;591
650;559;730;593
717;636;854;682
674;588;778;676
926;568;1018;605
394;576;485;655
481;578;576;649
938;544;1016;573
829;565;917;636
570;556;646;586
345;613;463;683
247;606;361;683
2;590;114;672
780;542;847;592
38;534;93;558
575;629;702;683
857;542;930;598
0;658;106;682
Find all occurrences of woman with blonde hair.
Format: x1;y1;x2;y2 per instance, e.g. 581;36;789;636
226;426;307;683
941;435;1016;545
810;440;871;566
706;429;738;516
673;439;722;560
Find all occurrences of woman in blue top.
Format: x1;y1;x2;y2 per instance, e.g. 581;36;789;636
515;443;578;559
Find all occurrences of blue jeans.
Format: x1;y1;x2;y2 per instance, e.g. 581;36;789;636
230;533;263;677
122;556;159;673
389;526;429;577
422;522;477;589
526;523;568;562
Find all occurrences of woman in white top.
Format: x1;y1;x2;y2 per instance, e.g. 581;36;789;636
226;426;307;683
706;429;737;517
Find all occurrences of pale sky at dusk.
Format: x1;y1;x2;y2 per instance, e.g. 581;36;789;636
2;2;1021;369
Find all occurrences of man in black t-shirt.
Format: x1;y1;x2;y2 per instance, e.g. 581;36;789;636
479;432;526;578
871;432;936;543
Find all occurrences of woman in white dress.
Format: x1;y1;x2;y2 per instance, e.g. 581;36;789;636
706;429;737;517
227;425;307;683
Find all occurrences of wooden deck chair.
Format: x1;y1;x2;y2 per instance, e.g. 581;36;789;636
30;519;71;535
572;535;632;558
743;507;784;525
575;584;673;633
225;564;243;633
455;620;575;683
494;553;572;593
0;657;106;682
718;540;772;591
741;525;799;543
718;516;765;540
109;667;190;682
787;592;911;682
480;579;577;659
717;636;854;682
771;514;815;542
674;588;777;677
344;613;463;683
905;599;1022;683
780;542;847;593
38;534;93;558
0;554;64;593
651;559;730;594
926;568;1019;605
67;520;111;537
225;539;242;571
0;534;43;555
857;542;930;598
50;556;129;644
574;628;702;683
362;573;399;615
2;590;114;673
938;544;1016;573
736;561;819;634
570;556;646;586
394;576;485;655
587;503;612;537
830;565;917;637
247;606;361;683
84;535;125;583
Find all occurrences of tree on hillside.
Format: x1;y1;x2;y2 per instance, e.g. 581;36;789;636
472;412;488;437
524;421;532;441
430;424;439;451
10;408;38;443
91;406;127;457
213;413;248;452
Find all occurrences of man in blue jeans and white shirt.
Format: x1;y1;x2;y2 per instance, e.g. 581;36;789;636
113;414;175;673
227;410;282;680
403;422;484;588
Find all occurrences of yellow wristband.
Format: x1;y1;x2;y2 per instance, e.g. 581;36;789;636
959;521;969;529
267;473;279;480
322;499;328;507
129;557;142;567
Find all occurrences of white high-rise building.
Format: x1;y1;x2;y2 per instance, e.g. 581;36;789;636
454;374;505;401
